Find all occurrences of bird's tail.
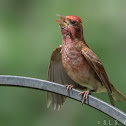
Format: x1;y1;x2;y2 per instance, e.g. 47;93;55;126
47;92;66;110
111;84;126;102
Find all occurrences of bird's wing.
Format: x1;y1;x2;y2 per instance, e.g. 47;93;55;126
47;45;86;110
81;46;114;105
48;45;84;86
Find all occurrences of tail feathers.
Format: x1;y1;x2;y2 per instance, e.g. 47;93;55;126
47;92;66;110
112;85;126;102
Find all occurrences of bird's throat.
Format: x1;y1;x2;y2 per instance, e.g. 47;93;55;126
61;27;84;45
62;34;73;45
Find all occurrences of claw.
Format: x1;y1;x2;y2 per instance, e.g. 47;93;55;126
79;90;90;104
65;84;73;92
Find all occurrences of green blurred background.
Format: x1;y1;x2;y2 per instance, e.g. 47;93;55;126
0;0;126;126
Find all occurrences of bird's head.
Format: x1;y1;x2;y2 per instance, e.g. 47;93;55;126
56;14;84;44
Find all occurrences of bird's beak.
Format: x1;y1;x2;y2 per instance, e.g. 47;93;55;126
56;14;70;28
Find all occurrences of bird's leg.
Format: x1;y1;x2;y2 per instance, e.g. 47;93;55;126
79;90;95;104
65;84;74;92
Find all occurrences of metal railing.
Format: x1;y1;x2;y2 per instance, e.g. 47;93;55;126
0;75;125;125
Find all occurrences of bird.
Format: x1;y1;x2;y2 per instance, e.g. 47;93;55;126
47;14;126;110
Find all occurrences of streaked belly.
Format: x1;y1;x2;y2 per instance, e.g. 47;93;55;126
62;45;105;92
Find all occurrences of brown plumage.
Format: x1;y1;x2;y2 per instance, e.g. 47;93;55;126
47;14;126;110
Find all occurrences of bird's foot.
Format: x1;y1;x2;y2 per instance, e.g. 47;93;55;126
65;84;74;92
79;90;90;104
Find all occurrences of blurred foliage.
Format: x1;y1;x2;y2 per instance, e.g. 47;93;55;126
0;0;126;126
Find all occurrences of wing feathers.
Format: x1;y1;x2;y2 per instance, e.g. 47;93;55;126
47;45;82;110
81;46;114;105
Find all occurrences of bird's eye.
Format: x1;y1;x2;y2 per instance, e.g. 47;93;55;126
71;20;76;24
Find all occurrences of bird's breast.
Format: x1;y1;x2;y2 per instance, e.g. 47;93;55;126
62;45;92;83
62;44;103;91
62;45;81;65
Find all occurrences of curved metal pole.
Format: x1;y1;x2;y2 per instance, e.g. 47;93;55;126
0;75;125;125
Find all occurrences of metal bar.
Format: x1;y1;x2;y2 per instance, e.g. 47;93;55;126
0;75;125;125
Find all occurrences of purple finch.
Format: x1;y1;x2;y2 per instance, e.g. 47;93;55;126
47;15;126;110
